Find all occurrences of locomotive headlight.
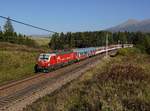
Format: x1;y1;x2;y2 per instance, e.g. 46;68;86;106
48;63;51;66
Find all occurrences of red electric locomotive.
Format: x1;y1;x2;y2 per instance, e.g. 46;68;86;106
34;50;77;73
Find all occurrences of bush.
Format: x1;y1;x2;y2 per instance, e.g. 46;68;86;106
117;48;141;56
135;35;150;54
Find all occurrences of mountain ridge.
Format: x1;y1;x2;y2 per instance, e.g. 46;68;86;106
107;19;150;32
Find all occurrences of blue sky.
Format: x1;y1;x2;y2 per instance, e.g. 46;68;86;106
0;0;150;35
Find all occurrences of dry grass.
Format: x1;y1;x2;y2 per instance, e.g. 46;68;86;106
0;42;46;52
0;42;42;84
31;37;50;47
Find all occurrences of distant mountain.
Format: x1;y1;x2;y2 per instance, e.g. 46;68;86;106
107;19;150;32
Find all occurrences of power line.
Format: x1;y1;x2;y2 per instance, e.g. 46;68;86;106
0;16;57;34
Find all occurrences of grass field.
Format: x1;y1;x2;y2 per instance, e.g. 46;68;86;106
24;48;150;111
0;42;40;85
31;37;50;47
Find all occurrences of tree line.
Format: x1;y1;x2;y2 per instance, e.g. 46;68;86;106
49;31;150;54
0;17;37;47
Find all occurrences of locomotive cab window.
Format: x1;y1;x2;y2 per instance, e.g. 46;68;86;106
38;54;50;61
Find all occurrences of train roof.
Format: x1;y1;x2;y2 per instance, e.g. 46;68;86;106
47;47;103;54
73;47;96;52
48;50;73;55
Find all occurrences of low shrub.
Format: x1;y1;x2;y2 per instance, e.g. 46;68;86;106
117;48;141;56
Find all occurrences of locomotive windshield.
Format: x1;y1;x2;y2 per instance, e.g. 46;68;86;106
38;54;50;61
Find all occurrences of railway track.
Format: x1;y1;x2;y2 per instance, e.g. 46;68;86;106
0;73;46;97
0;50;117;111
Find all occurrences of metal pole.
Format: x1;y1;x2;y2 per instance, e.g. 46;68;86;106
106;33;108;57
118;40;120;48
0;26;2;32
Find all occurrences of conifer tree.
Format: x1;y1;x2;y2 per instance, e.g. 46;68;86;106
3;17;14;33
